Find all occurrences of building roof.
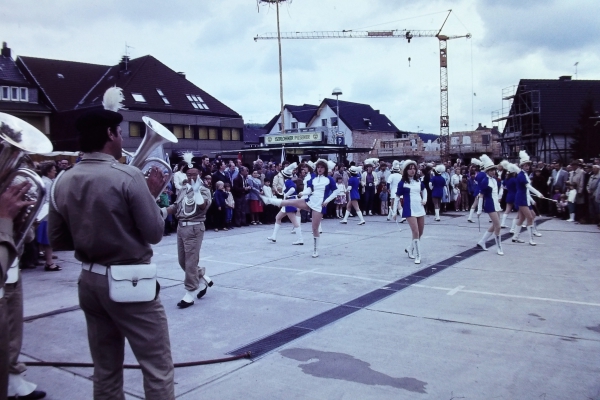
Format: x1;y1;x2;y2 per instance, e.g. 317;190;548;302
17;56;110;112
286;104;319;123
513;77;600;134
0;54;30;86
78;55;241;117
243;126;268;143
320;98;399;132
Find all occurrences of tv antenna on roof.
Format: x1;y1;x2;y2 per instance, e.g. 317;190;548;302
574;61;579;80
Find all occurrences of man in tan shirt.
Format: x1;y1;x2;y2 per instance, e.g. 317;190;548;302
48;108;175;400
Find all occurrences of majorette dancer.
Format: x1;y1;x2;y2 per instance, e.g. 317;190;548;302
475;155;505;255
261;159;340;257
340;165;366;225
290;160;315;234
396;159;428;264
467;158;484;223
387;160;405;222
512;150;544;245
430;164;446;221
267;162;304;245
501;162;520;232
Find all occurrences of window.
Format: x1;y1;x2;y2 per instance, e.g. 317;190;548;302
184;126;193;139
462;136;471;145
481;134;490;145
129;122;143;137
198;127;208;140
451;137;459;145
321;118;327;127
331;117;338;127
11;87;19;101
278;123;282;131
208;128;218;140
222;128;231;140
232;128;241;141
20;88;28;102
57;73;64;79
172;125;184;139
186;94;209;110
156;88;170;105
1;87;8;100
131;93;146;102
291;122;298;129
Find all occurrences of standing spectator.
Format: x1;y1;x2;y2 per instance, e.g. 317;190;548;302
566;183;577;222
225;160;238;183
172;160;188;196
361;162;379;215
199;154;212;178
211;160;230;190
333;163;349;187
531;169;549;215
213;181;228;232
224;183;235;230
570;160;586;222
38;161;61;271
246;170;263;225
586;165;600;225
378;180;388;215
57;158;71;172
376;162;390;185
458;175;469;211
550;161;569;194
232;167;250;227
335;176;347;218
272;164;285;198
261;179;277;224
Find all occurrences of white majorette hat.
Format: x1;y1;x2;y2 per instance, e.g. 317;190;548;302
349;165;362;175
470;157;482;167
403;159;417;170
391;160;401;172
499;159;510;170
480;154;496;171
306;160;315;170
507;163;521;174
282;162;297;178
519;150;532;166
363;158;379;167
327;160;336;171
434;164;446;174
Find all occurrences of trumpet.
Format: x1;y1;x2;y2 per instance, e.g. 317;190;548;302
0;112;53;250
122;116;178;198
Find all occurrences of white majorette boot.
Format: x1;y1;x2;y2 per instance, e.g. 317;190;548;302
268;223;280;243
527;225;536;246
413;239;421;264
477;231;493;250
495;235;504;256
8;373;42;399
566;213;575;222
467;208;475;223
532;222;542;237
340;210;350;224
319;223;323;234
292;225;304;245
312;237;319;258
260;195;282;207
357;212;366;225
510;218;518;233
512;227;524;243
405;240;415;259
501;213;508;228
434;209;440;221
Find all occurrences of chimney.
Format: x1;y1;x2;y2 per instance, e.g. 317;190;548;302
559;75;572;81
177;72;186;79
119;56;130;71
1;42;11;58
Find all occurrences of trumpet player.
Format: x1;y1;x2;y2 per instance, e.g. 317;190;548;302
48;89;175;400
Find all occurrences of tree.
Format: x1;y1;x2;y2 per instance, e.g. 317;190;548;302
571;95;600;161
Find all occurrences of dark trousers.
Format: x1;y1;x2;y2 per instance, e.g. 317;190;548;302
364;187;375;214
79;270;175;400
0;296;8;400
233;197;247;227
5;280;26;375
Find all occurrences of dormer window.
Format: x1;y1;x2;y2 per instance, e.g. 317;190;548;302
57;73;64;79
132;93;146;103
156;89;170;105
186;94;209;110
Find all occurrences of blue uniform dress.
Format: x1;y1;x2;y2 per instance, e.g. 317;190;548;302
347;176;361;201
430;175;446;199
306;175;339;214
479;175;502;213
473;171;486;196
514;171;530;208
505;177;517;204
283;178;298;213
396;178;427;218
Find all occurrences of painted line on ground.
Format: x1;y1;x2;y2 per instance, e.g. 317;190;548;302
446;285;465;296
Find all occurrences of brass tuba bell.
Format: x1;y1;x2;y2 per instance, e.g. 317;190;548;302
122;116;178;198
0;112;53;250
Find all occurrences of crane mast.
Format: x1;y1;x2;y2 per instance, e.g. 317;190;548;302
254;10;471;161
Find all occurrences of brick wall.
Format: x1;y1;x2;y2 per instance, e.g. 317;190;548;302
351;130;395;164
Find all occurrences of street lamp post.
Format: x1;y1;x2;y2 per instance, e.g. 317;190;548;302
332;87;342;136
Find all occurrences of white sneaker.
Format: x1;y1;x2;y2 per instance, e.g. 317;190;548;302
267;237;276;243
292;240;304;245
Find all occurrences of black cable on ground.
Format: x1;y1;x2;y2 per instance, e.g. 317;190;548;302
25;352;252;369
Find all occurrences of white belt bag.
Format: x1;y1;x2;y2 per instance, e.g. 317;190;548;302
108;264;157;303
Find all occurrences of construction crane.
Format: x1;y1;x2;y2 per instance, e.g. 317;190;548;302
254;10;471;161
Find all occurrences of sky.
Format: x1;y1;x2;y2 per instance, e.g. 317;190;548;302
1;0;599;135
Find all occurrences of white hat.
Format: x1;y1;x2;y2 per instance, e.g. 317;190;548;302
480;154;496;171
470;158;482;167
403;159;417;170
391;160;401;172
434;164;446;174
349;165;362;175
507;163;521;174
282;162;297;178
364;158;379;167
499;159;509;170
306;160;315;170
519;150;532;166
327;160;336;171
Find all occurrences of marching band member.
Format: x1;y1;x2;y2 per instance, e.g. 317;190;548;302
476;155;504;255
467;158;484;223
261;159;340;257
267;162;303;245
340;166;366;225
503;163;520;233
430;164;446;221
396;160;427;264
386;160;404;222
512;150;544;245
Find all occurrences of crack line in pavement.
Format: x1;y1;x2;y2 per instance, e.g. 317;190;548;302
227;220;551;359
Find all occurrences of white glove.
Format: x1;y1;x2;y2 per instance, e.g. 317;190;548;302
191;179;205;205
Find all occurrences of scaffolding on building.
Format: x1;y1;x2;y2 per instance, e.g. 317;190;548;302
492;84;569;163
